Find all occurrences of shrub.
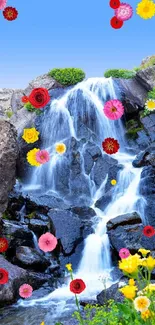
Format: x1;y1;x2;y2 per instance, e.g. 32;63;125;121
104;69;136;79
147;87;155;100
48;68;85;86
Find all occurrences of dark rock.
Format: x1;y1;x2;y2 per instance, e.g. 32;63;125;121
140;114;155;143
48;209;82;255
95;190;113;210
97;282;125;305
0;120;18;213
136;65;155;90
28;219;49;236
26;194;70;211
107;212;141;230
92;154;118;188
15;246;50;271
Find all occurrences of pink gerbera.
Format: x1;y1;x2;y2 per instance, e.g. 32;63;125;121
0;0;7;10
19;284;33;298
38;232;58;252
119;248;130;259
36;150;50;164
103;99;124;120
115;3;133;21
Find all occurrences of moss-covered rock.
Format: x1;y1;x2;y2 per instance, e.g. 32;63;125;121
104;69;136;79
48;68;85;86
126;127;143;140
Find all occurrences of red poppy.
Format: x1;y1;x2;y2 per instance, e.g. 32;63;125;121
102;137;120;154
110;16;123;29
70;279;86;294
21;96;29;104
28;88;50;109
0;237;8;253
109;0;120;9
0;268;9;284
143;226;155;238
3;7;18;21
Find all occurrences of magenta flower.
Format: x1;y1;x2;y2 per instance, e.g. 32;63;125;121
119;248;130;259
115;3;133;21
38;232;58;252
19;284;33;298
0;0;7;10
103;99;124;120
36;150;50;164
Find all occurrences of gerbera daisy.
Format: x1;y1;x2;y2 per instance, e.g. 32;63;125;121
36;150;50;164
115;3;133;21
110;16;124;29
134;296;150;313
136;0;155;19
0;268;9;284
0;237;8;252
143;225;155;237
3;6;18;21
0;0;7;10
119;248;130;259
19;284;33;298
26;148;41;167
109;0;120;9
38;232;57;252
145;99;155;111
102;137;120;154
103;99;124;120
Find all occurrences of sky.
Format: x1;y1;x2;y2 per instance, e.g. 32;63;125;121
0;0;155;88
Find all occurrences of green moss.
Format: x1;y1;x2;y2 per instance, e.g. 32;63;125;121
26;211;36;219
126;119;138;129
2;212;9;219
140;56;155;69
48;68;85;86
104;69;136;79
126;127;143;140
6;110;13;118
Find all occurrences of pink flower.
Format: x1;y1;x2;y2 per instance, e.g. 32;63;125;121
103;99;124;120
115;3;133;21
36;150;50;164
38;232;57;252
119;248;130;259
0;0;7;10
19;284;33;298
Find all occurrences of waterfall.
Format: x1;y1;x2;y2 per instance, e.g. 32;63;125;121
18;78;146;319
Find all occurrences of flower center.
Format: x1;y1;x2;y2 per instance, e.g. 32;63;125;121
0;242;4;248
36;94;43;102
40;155;45;160
107;141;114;150
143;6;149;12
74;283;80;289
0;273;3;280
111;106;117;112
147;101;155;109
8;10;13;17
23;289;28;293
46;240;50;245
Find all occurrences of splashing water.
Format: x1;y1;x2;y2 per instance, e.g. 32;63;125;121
16;78;146;323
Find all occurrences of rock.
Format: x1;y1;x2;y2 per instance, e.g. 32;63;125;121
107;212;141;231
133;143;155;167
0;88;17;115
10;107;36;134
48;209;82;255
92;154;118;188
0;120;18;213
97;283;125;305
140;114;155;143
95;190;113;210
28;219;49;236
15;246;50;271
136;65;155;90
24;73;63;96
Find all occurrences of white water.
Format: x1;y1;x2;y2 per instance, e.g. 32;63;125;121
18;78;146;319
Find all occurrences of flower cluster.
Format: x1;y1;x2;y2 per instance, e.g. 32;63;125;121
109;1;133;29
136;0;155;19
0;1;18;21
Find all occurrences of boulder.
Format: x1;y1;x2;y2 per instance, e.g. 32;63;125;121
24;73;63;96
136;65;155;90
92;154;118;188
15;246;50;271
0;120;18;213
107;212;141;230
140;114;155;143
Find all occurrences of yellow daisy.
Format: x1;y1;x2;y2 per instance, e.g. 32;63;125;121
145;99;155;111
136;0;155;19
55;143;66;154
134;296;150;313
27;148;41;167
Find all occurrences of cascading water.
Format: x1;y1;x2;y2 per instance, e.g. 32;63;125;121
15;78;146;323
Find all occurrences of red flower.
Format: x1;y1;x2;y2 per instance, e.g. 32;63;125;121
109;0;120;9
102;137;120;154
28;88;50;109
3;7;18;21
143;226;155;238
70;279;86;294
0;268;9;284
0;237;8;253
21;96;29;104
110;16;123;29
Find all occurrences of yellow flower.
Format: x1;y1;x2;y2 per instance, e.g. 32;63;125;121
140;256;155;271
111;179;117;186
119;254;141;275
138;248;150;257
65;263;72;271
129;279;135;286
22;128;40;143
119;284;137;299
134;296;150;313
27;148;41;167
145;99;155;111
136;0;155;19
55;143;66;154
141;309;152;320
40;322;45;325
144;283;155;292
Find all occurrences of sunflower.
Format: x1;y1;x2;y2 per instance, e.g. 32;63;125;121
136;0;155;19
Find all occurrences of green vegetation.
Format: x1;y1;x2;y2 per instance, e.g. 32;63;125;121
2;212;9;220
48;68;85;86
140;55;155;69
6;110;13;118
26;211;36;219
24;102;43;115
104;69;136;79
140;86;155;118
147;87;155;100
126;127;143;140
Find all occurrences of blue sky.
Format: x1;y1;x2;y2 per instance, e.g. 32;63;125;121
0;0;155;88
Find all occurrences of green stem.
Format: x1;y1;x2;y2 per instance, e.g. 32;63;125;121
75;294;84;325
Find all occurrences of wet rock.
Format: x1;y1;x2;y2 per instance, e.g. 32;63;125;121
15;246;50;271
83;141;102;174
140;114;155;143
136;65;155;90
95;190;113;210
26;194;70;211
92;154;118;188
70;206;96;221
142;194;155;227
107;212;141;230
97;278;129;305
139;166;155;196
48;209;82;255
28;219;49;236
0;120;18;214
